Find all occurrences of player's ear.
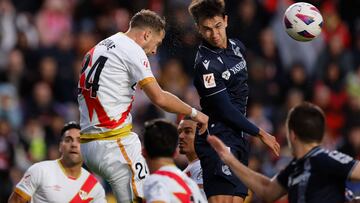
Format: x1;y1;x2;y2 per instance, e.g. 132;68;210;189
144;29;152;42
224;15;228;27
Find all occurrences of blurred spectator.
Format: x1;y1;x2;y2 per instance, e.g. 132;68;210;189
321;1;351;48
0;84;22;128
0;0;17;69
282;62;313;101
0;119;16;202
36;0;72;47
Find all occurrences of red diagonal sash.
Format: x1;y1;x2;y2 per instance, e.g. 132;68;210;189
154;170;193;203
70;174;98;203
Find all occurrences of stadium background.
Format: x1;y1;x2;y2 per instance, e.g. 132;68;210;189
0;0;359;202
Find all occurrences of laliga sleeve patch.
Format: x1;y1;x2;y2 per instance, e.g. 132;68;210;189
141;58;150;69
203;73;216;88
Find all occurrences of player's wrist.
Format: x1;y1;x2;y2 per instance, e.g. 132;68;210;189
190;107;198;118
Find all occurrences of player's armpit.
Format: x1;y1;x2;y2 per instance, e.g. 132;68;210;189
8;189;30;203
349;161;360;181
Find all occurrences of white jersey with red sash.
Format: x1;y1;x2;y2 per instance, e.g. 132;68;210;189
15;160;106;203
143;165;207;203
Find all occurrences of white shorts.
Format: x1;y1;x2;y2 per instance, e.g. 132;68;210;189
81;132;148;203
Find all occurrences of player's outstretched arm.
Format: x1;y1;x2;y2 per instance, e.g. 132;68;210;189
8;192;28;203
142;80;208;134
207;135;286;202
258;128;280;157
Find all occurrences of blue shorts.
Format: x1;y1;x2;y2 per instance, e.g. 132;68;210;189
195;132;250;198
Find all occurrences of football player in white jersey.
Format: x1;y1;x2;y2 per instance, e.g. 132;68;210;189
142;119;207;203
178;116;206;198
8;122;106;203
77;9;208;202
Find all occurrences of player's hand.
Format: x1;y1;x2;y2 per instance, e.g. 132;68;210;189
192;111;208;134
258;129;280;157
207;135;235;163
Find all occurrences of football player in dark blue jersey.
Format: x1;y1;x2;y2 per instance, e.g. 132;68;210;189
188;0;280;202
208;102;360;203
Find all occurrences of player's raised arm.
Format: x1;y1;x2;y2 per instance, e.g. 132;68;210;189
207;135;286;202
142;80;208;134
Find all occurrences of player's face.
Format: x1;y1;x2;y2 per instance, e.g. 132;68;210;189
178;120;197;155
143;29;165;56
60;129;82;165
198;15;228;49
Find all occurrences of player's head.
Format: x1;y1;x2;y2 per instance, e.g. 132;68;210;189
286;102;325;148
178;116;197;156
129;9;166;55
59;122;82;166
189;0;228;48
143;119;178;159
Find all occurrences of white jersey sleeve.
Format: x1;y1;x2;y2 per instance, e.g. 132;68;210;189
183;160;203;185
90;182;107;203
143;176;171;202
125;48;155;88
15;163;43;199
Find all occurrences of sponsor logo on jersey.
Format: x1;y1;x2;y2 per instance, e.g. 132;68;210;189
232;46;243;58
217;57;223;64
203;73;216;88
142;59;150;69
222;165;232;176
222;70;231;80
229;60;247;75
202;60;210;70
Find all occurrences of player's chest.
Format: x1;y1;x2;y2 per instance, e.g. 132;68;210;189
37;176;91;202
215;52;248;84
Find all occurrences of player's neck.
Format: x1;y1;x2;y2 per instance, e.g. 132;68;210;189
125;29;144;47
186;153;198;163
148;157;175;173
294;142;319;159
59;159;82;179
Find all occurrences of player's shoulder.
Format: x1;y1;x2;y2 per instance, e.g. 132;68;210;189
228;38;245;48
25;160;57;177
310;147;354;164
31;160;57;170
99;33;146;56
144;173;167;189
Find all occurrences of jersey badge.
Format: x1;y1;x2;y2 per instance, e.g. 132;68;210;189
141;59;150;69
202;60;210;70
222;165;232;176
222;70;231;80
203;73;216;88
79;190;93;201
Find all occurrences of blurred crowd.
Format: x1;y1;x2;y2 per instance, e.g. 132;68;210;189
0;0;359;202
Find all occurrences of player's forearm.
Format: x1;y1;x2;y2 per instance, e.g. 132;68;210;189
224;155;277;202
157;91;192;115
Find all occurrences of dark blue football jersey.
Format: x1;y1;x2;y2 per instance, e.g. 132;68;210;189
193;39;250;137
277;146;358;203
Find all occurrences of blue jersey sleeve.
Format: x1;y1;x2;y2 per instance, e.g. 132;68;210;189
205;90;260;136
193;60;227;98
313;150;357;180
276;159;295;190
